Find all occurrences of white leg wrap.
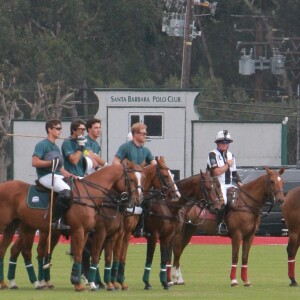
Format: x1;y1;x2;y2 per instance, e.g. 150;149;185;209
177;267;185;284
9;279;17;288
90;282;97;291
34;281;41;289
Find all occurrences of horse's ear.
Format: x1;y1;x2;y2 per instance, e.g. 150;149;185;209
263;166;270;173
200;169;203;175
279;167;285;175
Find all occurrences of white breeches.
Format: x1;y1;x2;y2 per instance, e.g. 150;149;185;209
221;183;235;205
39;174;70;193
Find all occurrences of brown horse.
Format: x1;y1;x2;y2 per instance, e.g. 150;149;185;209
170;174;223;284
85;163;143;291
110;156;182;290
281;186;300;286
141;169;221;290
0;162;141;291
171;166;285;287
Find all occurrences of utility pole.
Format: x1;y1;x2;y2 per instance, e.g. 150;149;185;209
83;80;88;118
181;0;192;89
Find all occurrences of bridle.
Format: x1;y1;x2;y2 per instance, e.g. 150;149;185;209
234;174;284;216
154;165;180;198
71;164;140;213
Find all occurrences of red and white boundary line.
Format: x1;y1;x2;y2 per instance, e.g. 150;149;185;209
6;235;287;246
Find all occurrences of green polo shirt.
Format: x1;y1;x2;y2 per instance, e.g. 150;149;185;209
115;141;154;165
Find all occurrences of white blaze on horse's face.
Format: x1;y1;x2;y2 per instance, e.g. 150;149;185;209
168;170;181;198
277;176;282;182
135;171;143;200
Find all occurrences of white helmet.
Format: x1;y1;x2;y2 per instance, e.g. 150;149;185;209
84;156;94;175
215;130;233;143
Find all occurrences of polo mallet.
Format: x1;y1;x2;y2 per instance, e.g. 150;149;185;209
43;157;60;269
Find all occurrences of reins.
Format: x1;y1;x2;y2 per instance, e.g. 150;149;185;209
232;175;284;217
71;165;136;215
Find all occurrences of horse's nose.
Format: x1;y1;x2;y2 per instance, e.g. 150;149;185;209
277;197;285;205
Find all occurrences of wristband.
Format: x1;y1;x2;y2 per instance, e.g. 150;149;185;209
78;145;85;152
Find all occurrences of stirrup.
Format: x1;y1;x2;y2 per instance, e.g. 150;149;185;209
217;223;229;235
52;219;70;230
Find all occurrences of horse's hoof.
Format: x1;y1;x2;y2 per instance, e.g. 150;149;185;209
10;285;18;289
112;282;120;290
46;282;55;289
39;284;48;290
163;284;170;290
244;282;253;287
144;283;152;290
74;283;86;292
231;282;239;287
0;281;8;289
106;282;116;291
167;281;174;286
290;282;299;287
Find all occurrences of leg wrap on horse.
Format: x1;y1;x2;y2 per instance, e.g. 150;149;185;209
117;262;125;284
44;265;50;282
87;263;98;283
104;263;112;284
159;263;167;285
166;262;172;282
143;263;152;283
37;257;45;281
53;189;72;221
24;260;38;283
241;265;248;282
288;257;296;280
70;262;82;285
230;264;237;281
111;261;119;283
95;266;102;285
7;258;17;280
0;258;4;281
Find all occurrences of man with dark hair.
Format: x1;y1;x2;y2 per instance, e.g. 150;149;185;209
84;118;107;171
32;119;74;229
61;119;97;177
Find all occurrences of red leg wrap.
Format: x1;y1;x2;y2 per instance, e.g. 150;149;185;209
230;265;237;280
288;257;295;280
166;262;171;282
241;265;248;282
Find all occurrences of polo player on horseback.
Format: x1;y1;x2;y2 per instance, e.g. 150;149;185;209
32;119;76;230
112;122;157;237
207;130;243;235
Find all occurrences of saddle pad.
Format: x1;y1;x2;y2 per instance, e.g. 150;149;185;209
27;186;50;210
195;207;216;220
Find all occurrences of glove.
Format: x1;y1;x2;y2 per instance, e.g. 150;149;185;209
77;135;87;151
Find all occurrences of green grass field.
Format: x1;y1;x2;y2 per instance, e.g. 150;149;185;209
0;242;299;300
